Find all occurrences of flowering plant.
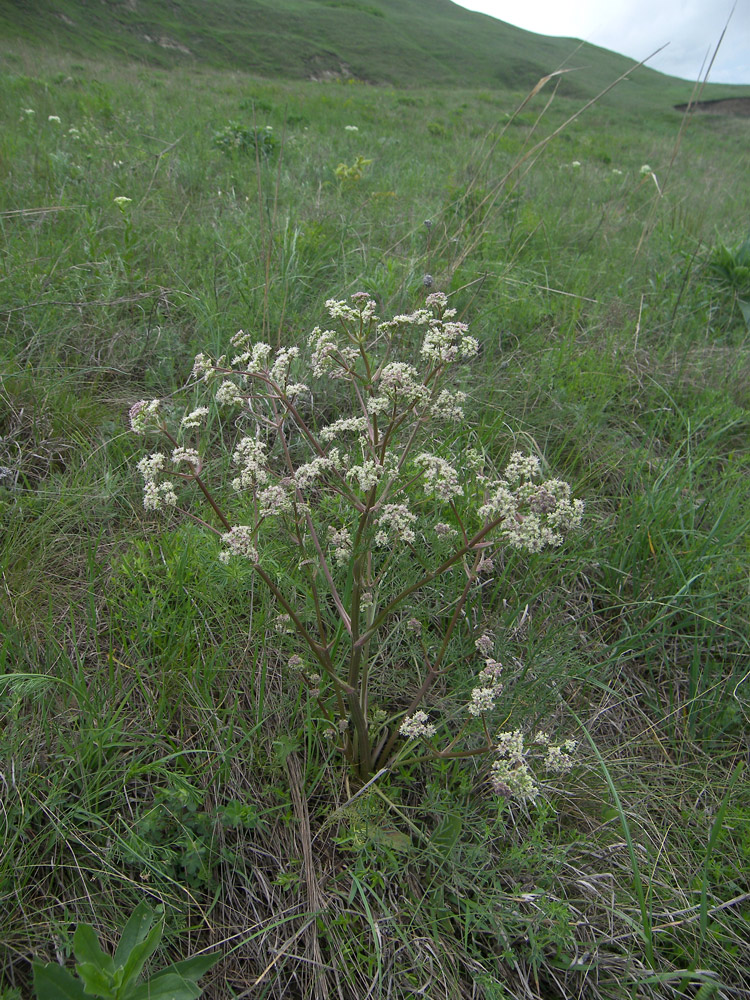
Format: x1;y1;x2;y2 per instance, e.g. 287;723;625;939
131;294;583;785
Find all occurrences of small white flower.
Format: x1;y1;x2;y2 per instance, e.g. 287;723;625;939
171;446;200;468
48;115;61;124
181;406;209;429
571;160;581;168
611;168;623;175
467;686;498;717
399;711;437;739
215;380;244;406
219;526;259;564
113;196;132;209
640;164;652;175
129;398;161;434
344;125;359;131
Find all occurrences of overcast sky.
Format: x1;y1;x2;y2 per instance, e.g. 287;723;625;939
452;0;749;84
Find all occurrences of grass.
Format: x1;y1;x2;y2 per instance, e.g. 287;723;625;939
4;0;750;107
0;22;749;1000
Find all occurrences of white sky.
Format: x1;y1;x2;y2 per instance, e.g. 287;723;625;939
452;0;750;84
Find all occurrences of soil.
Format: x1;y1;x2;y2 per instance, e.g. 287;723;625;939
674;97;750;117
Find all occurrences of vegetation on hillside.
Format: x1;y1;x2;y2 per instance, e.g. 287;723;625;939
2;0;749;106
0;16;749;1000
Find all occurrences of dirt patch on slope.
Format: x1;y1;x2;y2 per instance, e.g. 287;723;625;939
674;97;750;117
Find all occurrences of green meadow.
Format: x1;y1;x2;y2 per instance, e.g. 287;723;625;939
1;5;749;998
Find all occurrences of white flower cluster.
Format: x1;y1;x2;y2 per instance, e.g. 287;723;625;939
230;335;272;373
346;459;383;492
421;319;479;366
374;503;417;547
415;452;462;501
215;380;244;407
399;710;437;739
219;526;259;564
137;453;177;511
488;729;579;802
181;406;209;429
296;450;345;488
129;399;161;434
368;363;430;415
307;326;359;379
231;437;269;491
430;388;466;422
465;656;504;716
544;739;577;774
258;483;294;517
326;295;379;325
490;730;538;802
171;446;200;469
478;453;584;553
318;416;369;445
327;525;352;566
191;353;215;380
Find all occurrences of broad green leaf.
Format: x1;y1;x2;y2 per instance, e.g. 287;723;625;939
32;962;87;1000
126;974;202;1000
114;903;156;968
120;920;163;991
73;925;115;975
75;961;116;997
431;814;462;856
149;953;220;983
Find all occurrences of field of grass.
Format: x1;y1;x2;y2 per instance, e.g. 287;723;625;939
1;24;749;1000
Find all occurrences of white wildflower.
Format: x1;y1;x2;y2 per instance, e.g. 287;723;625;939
415;453;461;501
489;759;539;802
327;525;352;566
137;452;166;481
374;504;417;546
215;379;244;406
399;710;437;739
231;437;269;491
318;416;369;444
474;633;494;656
258;483;293;516
171;447;200;468
347;459;383;492
191;353;214;381
219;526;259;564
544;741;577;774
181;406;209;429
467;686;498;717
129;399;161;434
142;480;177;511
496;730;525;763
48;115;61;124
503;452;541;485
431;388;466;421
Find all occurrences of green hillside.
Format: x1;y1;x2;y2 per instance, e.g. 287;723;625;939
1;0;747;108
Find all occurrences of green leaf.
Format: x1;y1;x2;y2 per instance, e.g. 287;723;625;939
73;925;115;975
32;962;87;1000
150;953;220;984
120;920;164;992
74;962;116;998
113;903;156;968
431;814;462;856
126;974;202;1000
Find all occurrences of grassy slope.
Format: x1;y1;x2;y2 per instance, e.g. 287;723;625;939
1;0;748;108
1;17;749;1000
